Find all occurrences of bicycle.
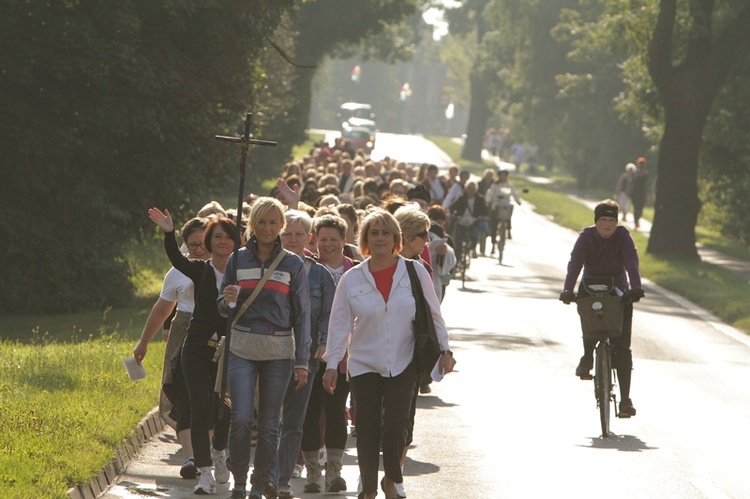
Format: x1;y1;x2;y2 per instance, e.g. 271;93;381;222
494;203;513;264
451;236;472;288
573;277;626;437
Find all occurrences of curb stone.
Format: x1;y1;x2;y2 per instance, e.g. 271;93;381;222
67;407;164;499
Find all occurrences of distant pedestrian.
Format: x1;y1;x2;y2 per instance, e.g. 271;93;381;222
630;157;649;229
614;163;636;222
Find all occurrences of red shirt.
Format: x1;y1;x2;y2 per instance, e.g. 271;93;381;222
371;262;397;303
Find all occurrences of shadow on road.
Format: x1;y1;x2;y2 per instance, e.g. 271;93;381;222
450;331;559;351
584;433;656;452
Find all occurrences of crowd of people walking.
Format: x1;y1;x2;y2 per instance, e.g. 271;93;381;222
131;129;654;498
133;139;485;498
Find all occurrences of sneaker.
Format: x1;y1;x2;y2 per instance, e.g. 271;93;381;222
575;355;593;380
230;490;247;499
180;457;197;479
619;398;637;418
292;463;303;478
211;448;229;484
394;482;407;498
193;471;216;495
325;459;346;492
419;382;431;394
277;491;293;499
304;461;322;493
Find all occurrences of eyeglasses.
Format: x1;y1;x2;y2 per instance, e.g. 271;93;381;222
187;242;205;251
415;231;429;240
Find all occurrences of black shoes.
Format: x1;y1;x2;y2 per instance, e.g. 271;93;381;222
575;355;593;380
180;457;197;479
619;398;637;418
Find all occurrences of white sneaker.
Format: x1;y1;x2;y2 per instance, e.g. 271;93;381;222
212;448;229;484
193;470;216;495
394;482;407;498
292;463;303;478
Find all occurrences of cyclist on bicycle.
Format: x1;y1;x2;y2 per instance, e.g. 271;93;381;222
449;181;489;262
559;199;644;417
484;169;522;254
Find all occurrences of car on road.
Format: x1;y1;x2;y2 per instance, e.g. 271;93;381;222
337;102;377;134
340;125;376;154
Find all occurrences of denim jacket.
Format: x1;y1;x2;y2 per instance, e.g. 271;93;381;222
305;257;335;352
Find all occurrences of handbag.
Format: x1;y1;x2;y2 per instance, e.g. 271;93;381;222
213;248;287;393
405;259;441;377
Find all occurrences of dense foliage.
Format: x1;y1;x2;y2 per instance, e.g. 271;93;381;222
0;1;293;313
441;0;750;256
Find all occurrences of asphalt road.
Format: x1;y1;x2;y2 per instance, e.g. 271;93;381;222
103;200;750;498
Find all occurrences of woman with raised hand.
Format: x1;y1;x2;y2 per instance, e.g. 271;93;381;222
147;208;234;495
133;216;208;480
322;208;454;499
218;197;311;499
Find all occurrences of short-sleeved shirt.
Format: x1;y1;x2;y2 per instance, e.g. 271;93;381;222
159;267;195;313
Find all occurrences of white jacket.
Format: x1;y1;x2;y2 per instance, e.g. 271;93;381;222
323;255;450;378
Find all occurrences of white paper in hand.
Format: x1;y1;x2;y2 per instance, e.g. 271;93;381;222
123;357;147;381
430;358;445;382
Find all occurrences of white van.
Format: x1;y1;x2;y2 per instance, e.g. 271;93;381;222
337;102;377;133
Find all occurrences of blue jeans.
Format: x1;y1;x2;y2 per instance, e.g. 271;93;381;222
274;359;319;491
226;352;293;489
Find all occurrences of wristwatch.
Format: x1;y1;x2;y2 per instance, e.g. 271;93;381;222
440;350;453;356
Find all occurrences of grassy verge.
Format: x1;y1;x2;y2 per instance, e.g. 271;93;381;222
0;335;164;498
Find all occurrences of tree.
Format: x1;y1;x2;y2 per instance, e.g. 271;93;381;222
0;1;293;314
647;0;750;258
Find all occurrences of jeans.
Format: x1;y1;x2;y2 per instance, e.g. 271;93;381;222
181;343;230;469
350;363;417;494
226;352;293;489
274;359;319;491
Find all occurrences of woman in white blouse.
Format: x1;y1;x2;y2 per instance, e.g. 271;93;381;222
322;208;454;499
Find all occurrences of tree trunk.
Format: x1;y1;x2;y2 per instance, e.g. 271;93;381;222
461;72;491;162
647;91;709;259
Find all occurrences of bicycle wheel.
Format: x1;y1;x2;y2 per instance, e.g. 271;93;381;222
497;221;507;264
461;240;470;287
594;342;612;437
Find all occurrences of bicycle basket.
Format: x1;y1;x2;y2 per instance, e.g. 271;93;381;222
577;295;624;339
495;204;513;221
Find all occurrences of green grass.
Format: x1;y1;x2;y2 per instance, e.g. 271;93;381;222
0;335;164;498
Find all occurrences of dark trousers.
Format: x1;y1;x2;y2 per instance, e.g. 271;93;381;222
301;362;350;452
350;363;417;494
181;342;230;468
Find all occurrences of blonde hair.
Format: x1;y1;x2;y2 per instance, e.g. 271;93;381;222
359;208;402;257
245;197;285;240
393;203;430;238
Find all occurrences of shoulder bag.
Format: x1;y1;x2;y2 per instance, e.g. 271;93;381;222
213;248;287;393
405;260;441;377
